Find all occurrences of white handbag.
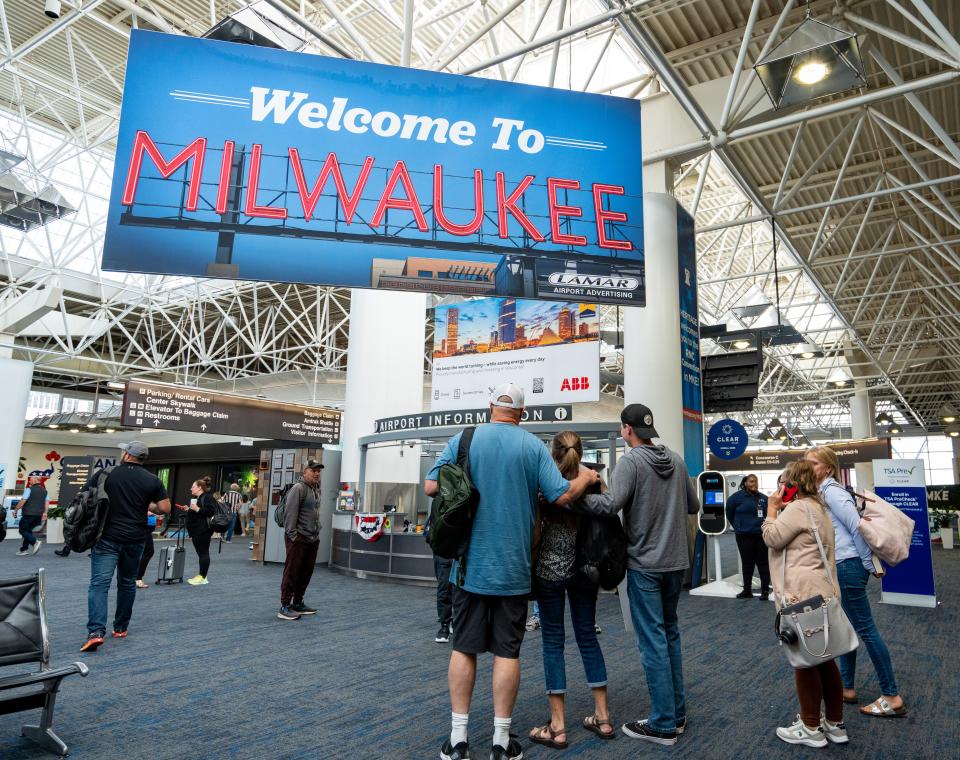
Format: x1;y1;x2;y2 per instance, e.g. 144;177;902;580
775;505;859;669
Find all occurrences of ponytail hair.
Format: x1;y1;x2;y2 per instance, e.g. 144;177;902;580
193;476;213;492
551;430;583;480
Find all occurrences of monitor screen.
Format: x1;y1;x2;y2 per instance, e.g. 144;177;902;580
703;491;724;506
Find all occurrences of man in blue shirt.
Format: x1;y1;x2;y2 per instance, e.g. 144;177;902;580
14;477;47;556
425;383;598;760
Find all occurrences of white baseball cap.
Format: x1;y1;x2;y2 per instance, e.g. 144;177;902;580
490;382;525;409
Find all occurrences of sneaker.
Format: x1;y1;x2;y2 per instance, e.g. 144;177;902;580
676;717;687;735
277;605;302;621
187;575;209;585
776;716;828;748
435;626;450;643
112;630;128;639
440;738;470;760
736;590;753;599
489;738;523;759
622;720;677;746
16;549;29;556
31;540;42;555
820;717;848;744
80;634;105;652
594;623;603;634
759;592;770;601
524;615;540;631
291;603;317;615
54;548;70;557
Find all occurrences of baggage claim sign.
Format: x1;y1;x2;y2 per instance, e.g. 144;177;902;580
102;32;645;305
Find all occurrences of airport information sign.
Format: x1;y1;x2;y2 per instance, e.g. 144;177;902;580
122;381;341;444
102;31;644;305
373;405;572;434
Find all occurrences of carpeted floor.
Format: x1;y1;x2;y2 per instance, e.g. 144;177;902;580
0;535;955;759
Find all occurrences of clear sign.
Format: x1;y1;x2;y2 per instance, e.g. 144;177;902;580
102;32;645;306
707;419;748;461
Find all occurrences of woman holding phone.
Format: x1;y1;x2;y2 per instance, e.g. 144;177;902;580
762;460;847;748
180;477;216;586
805;446;904;718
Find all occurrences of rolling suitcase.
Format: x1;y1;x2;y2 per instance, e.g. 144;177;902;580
157;518;186;584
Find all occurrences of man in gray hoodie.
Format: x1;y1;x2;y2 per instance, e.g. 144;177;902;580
581;403;699;747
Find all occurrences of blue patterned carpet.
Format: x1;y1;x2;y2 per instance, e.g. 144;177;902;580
0;536;955;759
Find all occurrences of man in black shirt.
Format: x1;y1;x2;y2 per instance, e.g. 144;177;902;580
82;441;170;652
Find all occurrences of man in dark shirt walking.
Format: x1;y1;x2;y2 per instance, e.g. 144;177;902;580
82;441;170;652
14;476;47;555
277;459;323;621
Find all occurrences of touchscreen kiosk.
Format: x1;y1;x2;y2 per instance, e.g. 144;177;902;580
698;471;727;535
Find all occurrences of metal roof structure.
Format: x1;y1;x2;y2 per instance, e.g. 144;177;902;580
0;0;957;438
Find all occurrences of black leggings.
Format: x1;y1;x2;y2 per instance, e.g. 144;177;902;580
191;532;212;578
735;533;770;593
137;533;155;580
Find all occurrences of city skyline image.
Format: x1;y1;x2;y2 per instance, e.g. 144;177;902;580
434;297;599;358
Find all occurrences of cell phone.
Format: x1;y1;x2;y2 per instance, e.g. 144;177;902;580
782;483;800;503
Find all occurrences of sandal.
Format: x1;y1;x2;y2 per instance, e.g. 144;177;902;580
860;697;907;718
135;580;148;589
843;690;858;705
529;721;569;750
583;714;616;740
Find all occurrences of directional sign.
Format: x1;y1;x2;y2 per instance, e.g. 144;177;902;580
59;456;95;507
374;405;572;434
122;381;341;444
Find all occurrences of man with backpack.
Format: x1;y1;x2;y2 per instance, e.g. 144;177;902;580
579;404;700;746
277;459;323;621
424;383;599;760
82;441;170;652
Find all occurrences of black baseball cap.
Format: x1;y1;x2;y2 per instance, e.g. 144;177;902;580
305;459;324;470
621;403;659;439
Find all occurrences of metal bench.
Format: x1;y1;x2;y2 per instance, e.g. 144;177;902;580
0;569;88;757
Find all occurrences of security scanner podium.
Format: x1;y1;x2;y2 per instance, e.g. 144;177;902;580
689;471;743;599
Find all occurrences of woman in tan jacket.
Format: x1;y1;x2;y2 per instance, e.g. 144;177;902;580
762;460;847;749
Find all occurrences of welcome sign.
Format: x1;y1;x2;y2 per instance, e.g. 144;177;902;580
103;32;645;305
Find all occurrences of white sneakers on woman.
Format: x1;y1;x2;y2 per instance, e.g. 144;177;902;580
776;716;828;748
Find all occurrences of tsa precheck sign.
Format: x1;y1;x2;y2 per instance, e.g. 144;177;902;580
103;31;645;306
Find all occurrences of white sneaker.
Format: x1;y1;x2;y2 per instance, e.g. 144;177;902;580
16;549;29;556
187;575;209;585
31;540;42;555
776;716;827;748
821;717;848;744
525;615;540;631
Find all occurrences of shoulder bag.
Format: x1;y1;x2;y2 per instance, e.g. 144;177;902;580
775;504;859;669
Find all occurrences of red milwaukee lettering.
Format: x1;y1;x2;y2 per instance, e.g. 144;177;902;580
593;183;632;251
122;131;207;212
433;165;484;235
547;177;587;246
214;140;235;215
244;144;288;219
496;172;546;241
289;149;373;223
370;159;428;232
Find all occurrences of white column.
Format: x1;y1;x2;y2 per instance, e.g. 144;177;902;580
623;192;684;455
850;382;874;490
0;356;34;494
952;435;960;482
339;289;426;490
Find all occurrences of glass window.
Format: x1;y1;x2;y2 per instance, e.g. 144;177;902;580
25;391;60;419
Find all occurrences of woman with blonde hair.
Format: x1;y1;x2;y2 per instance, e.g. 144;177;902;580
805;446;904;718
763;460;847;748
528;431;614;749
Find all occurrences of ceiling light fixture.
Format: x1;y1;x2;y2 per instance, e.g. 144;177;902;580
86;422;97;429
105;428;115;434
48;423;58;429
794;60;829;85
888;424;902;436
107;381;126;391
875;412;893;426
732;339;752;350
939;404;958;424
69;428;79;434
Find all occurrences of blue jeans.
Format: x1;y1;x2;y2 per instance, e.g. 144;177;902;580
87;539;144;636
18;514;42;550
627;569;686;732
836;558;899;696
434;556;453;625
535;574;607;694
224;512;239;541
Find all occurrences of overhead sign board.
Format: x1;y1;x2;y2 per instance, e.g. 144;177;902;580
927;484;960;510
59;456;95;507
707;418;747;461
432;298;599;410
122;381;341;444
707;438;891;471
102;31;645;306
374;405;572;434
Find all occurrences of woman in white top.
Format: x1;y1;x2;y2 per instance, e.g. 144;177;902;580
805;447;905;718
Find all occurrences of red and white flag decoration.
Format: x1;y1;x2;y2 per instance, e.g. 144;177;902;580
354;513;386;542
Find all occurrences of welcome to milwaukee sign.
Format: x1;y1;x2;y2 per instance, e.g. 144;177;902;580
102;32;645;305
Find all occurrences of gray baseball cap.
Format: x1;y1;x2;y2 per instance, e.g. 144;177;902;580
119;440;149;459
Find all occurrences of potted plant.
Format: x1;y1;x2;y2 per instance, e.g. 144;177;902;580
931;509;955;550
45;503;66;546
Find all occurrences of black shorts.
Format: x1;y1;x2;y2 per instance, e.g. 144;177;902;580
451;586;528;659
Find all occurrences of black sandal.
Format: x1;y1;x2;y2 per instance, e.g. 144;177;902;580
583;714;616;740
530;721;569;749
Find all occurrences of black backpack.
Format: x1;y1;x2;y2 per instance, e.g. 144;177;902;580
576;514;629;591
272;483;297;528
427;427;478;560
63;468;112;553
208;498;234;533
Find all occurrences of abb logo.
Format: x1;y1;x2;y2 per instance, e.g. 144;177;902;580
560;377;590;391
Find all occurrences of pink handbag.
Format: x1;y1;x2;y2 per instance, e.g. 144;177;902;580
856;490;915;567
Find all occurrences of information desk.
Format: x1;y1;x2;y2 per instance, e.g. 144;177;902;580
330;511;435;586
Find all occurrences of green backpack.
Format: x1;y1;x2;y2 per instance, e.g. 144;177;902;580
427;427;478;560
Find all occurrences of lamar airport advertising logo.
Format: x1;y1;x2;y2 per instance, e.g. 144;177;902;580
547;273;640;291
